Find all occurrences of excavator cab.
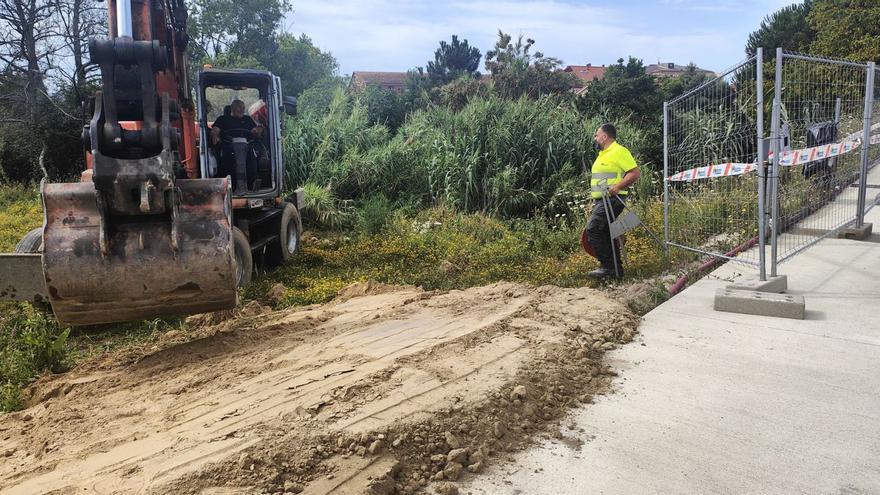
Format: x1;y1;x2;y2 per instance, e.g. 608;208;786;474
197;69;303;288
198;69;285;199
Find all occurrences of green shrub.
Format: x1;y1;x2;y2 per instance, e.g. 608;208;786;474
0;303;69;412
357;194;392;234
283;90;661;221
300;181;353;229
0;183;42;251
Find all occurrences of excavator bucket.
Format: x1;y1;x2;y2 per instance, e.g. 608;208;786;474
41;178;237;326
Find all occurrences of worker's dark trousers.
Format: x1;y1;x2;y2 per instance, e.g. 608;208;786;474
587;196;626;272
219;144;258;190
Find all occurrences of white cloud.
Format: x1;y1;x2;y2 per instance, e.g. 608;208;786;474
286;0;792;75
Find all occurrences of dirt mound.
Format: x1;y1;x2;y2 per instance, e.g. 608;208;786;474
0;282;638;495
335;280;415;302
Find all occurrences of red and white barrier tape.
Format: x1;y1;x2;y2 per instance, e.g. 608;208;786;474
774;139;860;167
666;132;880;182
667;162;757;182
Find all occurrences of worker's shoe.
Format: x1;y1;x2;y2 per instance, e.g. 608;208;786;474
588;267;624;279
588;267;613;279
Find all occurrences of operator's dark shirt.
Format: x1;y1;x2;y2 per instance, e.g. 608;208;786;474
212;114;257;138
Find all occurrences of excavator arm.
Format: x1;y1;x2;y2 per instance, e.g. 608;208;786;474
0;0;238;325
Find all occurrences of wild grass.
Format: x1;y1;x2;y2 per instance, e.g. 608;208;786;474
283;92;655;218
0;304;68;411
244;205;671;308
0;183;42;251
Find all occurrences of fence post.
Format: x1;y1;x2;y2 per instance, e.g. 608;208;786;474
756;47;767;281
663;101;669;254
856;62;876;228
769;48;783;277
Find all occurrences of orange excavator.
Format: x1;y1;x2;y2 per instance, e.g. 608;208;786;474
0;0;303;326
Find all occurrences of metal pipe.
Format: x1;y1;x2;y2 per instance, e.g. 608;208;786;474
666;242;760;264
107;0;118;38
116;0;133;37
663;101;670;254
667;235;760;297
834;97;842;124
782;52;867;69
756;47;767;281
857;62;876;227
770;47;783;277
826;97;842;177
601;192;619;278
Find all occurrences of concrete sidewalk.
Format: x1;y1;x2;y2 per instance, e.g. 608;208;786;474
463;210;880;494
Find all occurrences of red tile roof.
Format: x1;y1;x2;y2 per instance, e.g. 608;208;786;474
563;64;606;85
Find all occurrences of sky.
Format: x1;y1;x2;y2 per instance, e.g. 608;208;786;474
283;0;797;76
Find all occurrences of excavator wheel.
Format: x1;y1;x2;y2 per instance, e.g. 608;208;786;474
265;203;301;267
233;227;253;288
269;203;302;265
15;227;43;253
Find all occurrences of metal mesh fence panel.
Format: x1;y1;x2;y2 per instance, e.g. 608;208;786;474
664;56;761;267
772;52;869;265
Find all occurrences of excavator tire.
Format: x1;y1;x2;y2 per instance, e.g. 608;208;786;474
15;227;43;253
271;203;301;264
265;203;302;267
233;227;253;288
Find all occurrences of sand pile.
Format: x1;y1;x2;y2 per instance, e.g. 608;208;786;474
0;282;638;495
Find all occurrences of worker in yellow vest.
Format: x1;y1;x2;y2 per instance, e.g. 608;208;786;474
587;123;641;279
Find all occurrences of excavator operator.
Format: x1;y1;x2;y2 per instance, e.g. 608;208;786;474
210;99;264;191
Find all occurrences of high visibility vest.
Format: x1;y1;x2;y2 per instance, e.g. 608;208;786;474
590;141;638;199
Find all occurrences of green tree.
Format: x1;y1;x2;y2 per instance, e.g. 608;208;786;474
808;0;880;62
267;34;339;97
746;1;814;57
660;64;712;102
439;75;488;111
298;76;346;116
577;57;663;169
186;0;288;63
399;68;436;115
578;57;661;128
188;0;337;97
0;0;90;183
484;31;576;99
358;84;405;131
426;35;481;85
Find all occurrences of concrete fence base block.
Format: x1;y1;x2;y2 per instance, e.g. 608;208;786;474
839;223;873;240
713;288;805;320
726;275;788;293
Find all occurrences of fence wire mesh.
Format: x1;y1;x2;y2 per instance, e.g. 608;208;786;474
772;53;869;264
664;56;761;266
